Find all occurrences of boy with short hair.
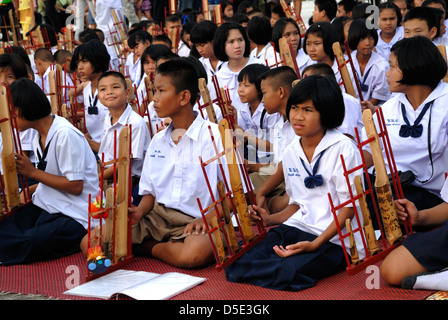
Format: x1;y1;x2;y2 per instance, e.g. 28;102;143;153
34;47;74;107
164;14;185;55
403;6;440;40
336;0;356;18
313;0;338;23
96;71;151;187
254;66;298;214
129;59;230;268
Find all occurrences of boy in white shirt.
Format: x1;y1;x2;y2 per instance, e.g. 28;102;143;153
97;71;151;189
129;59;230;268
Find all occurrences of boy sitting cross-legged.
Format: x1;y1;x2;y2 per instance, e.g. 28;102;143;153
130;59;232;268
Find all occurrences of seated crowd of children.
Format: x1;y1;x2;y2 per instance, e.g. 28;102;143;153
0;0;447;293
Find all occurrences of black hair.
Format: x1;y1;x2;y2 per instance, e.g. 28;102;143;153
3;46;31;66
337;0;357;13
156;59;199;105
34;47;55;62
379;2;403;25
259;66;299;91
180;21;196;48
315;0;338;21
140;44;174;79
177;56;208;86
78;28;100;43
302;62;337;83
98;70;127;89
70;39;111;73
271;4;287;17
352;3;371;19
10;78;51;121
237;63;270;99
303;22;338;60
53;49;73;66
404;6;439;33
165;13;182;24
390;36;447;89
220;0;234;16
272;18;302;53
331;16;352;51
247;15;272;45
423;0;447;13
0;54;28;80
128;30;153;49
231;12;249;25
213;22;251;61
237;0;255;13
286;74;344;129
190;20;218;44
347;18;379;50
152;34;172;48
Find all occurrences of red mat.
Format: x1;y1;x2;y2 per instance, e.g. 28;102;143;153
0;252;435;300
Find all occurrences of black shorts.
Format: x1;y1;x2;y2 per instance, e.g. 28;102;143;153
403;220;448;271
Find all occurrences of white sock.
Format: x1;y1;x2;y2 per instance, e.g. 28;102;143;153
412;268;448;290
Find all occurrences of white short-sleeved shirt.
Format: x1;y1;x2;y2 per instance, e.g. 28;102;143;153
129;56;141;87
177;41;191;57
82;81;110;143
350;50;390;104
31;116;99;229
362;81;448;196
440;177;448;202
138;114;230;218
250;43;277;66
282;129;365;258
198;57;224;99
338;92;363;138
237;101;281;142
213;57;263;111
237;101;282;161
98;105;151;177
332;58;355;95
271;117;297;164
376;26;404;62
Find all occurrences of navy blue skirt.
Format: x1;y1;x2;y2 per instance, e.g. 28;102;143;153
403;220;448;271
225;224;347;291
0;204;86;265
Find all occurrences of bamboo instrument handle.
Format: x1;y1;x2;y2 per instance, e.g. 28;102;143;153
218;119;254;242
199;78;217;124
332;42;357;98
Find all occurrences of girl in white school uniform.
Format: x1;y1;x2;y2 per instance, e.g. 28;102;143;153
272;18;313;75
348;18;390;106
212;22;263;112
362;36;448;211
226;75;364;291
376;2;404;62
0;79;99;265
303;22;354;91
70;40;111;154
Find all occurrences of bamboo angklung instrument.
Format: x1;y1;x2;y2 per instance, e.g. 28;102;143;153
199;78;218;124
332;42;357;98
218;118;255;243
362;109;402;245
217;180;239;254
354;175;380;256
114;126;131;261
202;0;211;20
211;215;226;263
345;218;360;264
278;37;300;76
0;86;20;211
125;78;138;113
214;4;223;25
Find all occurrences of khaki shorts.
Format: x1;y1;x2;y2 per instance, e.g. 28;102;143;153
132;202;196;244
